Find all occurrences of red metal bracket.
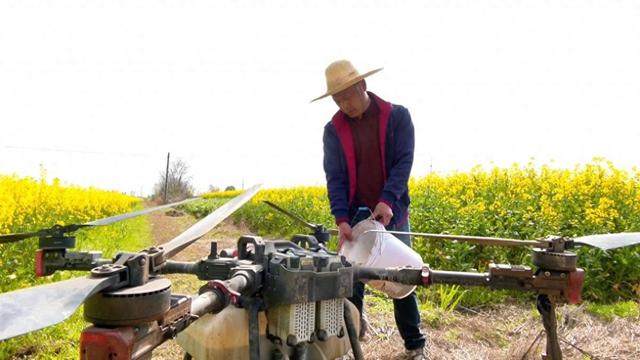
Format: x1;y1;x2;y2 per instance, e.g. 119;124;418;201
208;279;241;304
80;326;135;359
421;265;431;286
566;268;585;304
35;250;45;277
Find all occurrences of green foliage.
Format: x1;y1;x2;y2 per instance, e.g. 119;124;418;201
586;301;640;321
420;307;455;329
436;285;467;312
456;288;513;308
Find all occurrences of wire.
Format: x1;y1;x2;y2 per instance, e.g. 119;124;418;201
2;145;153;158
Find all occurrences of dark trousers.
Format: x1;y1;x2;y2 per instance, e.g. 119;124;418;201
348;218;426;350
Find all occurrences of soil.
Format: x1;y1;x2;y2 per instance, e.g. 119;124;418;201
149;211;640;360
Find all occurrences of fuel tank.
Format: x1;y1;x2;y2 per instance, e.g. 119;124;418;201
176;301;360;360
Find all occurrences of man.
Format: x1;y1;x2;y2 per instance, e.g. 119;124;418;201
312;60;427;360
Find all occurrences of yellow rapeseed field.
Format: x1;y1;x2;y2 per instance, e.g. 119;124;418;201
0;175;138;236
0;174;149;358
203;160;640;302
0;174;141;292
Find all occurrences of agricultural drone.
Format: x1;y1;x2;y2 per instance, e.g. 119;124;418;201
1;186;639;360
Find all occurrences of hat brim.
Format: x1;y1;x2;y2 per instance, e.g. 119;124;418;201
310;68;383;103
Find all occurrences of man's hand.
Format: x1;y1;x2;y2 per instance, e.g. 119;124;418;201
337;222;352;250
372;202;393;226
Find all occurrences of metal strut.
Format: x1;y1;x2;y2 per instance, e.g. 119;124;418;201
244;297;261;360
537;294;562;360
343;301;364;360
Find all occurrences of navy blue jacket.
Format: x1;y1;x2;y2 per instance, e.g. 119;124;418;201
322;92;415;226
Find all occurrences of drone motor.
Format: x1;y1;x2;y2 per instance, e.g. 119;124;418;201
531;248;577;272
84;277;172;327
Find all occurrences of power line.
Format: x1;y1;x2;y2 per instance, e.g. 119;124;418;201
2;145;154;158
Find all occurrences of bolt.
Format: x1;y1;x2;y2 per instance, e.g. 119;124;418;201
317;329;328;341
560;273;566;278
139;257;147;265
544;271;551;277
314;255;329;269
286;335;298;347
97;264;111;272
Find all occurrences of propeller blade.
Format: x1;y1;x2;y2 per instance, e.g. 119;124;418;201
0;198;199;244
0;231;40;244
573;232;640;250
0;275;117;340
365;230;544;248
162;185;262;258
263;200;317;231
84;197;200;226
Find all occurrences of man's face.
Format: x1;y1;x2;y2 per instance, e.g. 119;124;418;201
332;82;368;119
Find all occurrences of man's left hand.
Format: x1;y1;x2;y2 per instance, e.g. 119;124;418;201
372;202;393;226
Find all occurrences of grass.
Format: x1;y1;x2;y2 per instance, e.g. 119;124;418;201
444;329;460;343
435;285;467;312
472;328;510;348
0;215;153;360
365;290;395;314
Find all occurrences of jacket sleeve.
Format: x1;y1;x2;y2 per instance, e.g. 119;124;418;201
380;106;415;205
323;124;350;225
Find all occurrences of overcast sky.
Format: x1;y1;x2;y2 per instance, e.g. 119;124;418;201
1;0;639;196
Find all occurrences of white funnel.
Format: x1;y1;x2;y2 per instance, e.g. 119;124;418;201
339;219;423;299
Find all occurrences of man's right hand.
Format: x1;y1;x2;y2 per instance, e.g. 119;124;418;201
337;222;352;250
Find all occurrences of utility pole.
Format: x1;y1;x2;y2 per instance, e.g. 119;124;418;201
164;152;170;204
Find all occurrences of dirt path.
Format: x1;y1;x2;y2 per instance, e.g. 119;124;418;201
148;211;640;359
364;301;640;359
148;210;255;359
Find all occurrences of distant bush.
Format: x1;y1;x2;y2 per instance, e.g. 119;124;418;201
180;198;229;218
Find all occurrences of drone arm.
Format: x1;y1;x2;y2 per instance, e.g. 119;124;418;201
35;249;111;276
354;266;425;284
354;266;496;288
159;260;200;275
263;200;317;231
355;264;584;305
191;274;249;315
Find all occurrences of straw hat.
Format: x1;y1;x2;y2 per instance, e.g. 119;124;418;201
311;60;383;102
